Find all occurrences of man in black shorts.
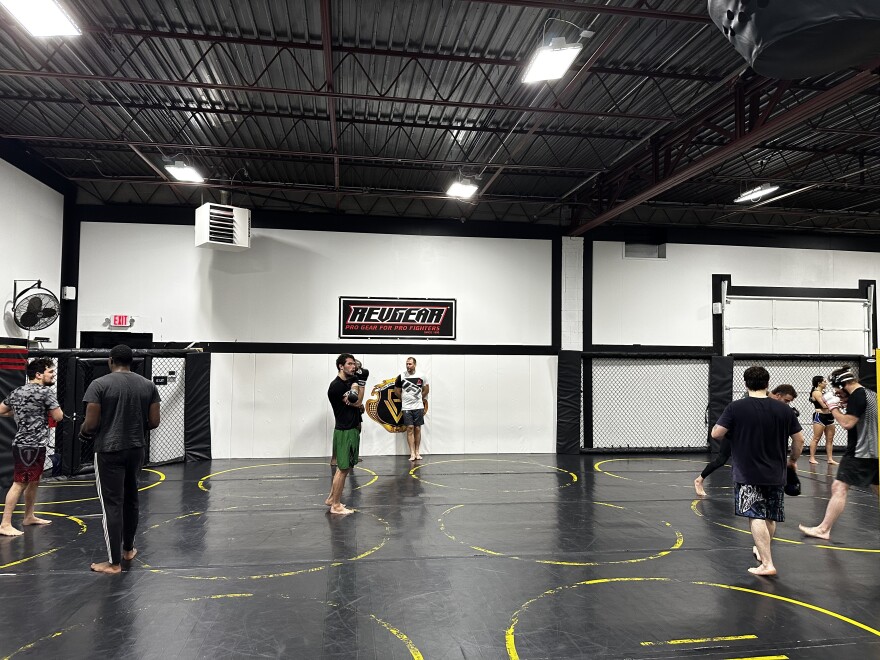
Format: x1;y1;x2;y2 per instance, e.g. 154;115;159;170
80;345;161;574
694;384;798;497
712;367;804;576
394;357;429;461
0;358;64;536
326;353;360;515
800;366;879;540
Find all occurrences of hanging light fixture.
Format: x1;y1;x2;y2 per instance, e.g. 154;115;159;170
522;37;584;83
0;0;80;37
446;178;478;199
165;160;205;183
734;183;780;204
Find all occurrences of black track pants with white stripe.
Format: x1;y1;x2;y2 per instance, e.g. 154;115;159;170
95;447;145;565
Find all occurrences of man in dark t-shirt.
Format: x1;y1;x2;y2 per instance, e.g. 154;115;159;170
80;345;161;574
800;366;879;541
712;366;804;577
326;353;360;515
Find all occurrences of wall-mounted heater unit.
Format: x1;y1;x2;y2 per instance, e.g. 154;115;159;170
195;203;251;251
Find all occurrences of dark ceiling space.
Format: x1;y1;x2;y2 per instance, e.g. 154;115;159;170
1;1;879;233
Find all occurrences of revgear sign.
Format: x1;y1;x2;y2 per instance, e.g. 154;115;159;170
339;297;456;339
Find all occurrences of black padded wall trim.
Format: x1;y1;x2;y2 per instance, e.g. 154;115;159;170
557;351;582;454
707;356;734;451
184;352;212;461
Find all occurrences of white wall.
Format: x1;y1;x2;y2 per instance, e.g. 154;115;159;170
592;241;880;347
209;353;557;457
561;237;583;351
0;159;64;344
77;221;557;457
77;222;553;346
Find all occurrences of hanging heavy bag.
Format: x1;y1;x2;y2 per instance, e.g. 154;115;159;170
708;1;880;79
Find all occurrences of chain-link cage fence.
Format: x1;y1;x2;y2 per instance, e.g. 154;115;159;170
733;358;860;450
587;357;711;450
149;357;186;464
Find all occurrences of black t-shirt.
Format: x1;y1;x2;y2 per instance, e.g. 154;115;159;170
843;386;878;459
716;396;802;486
82;371;160;453
328;376;360;430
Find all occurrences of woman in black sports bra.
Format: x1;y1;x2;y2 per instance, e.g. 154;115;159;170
809;375;838;465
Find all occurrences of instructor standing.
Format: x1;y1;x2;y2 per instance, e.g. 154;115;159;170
80;345;160;574
395;357;429;461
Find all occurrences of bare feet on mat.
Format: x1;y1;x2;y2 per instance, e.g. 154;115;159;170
752;546;761;563
799;524;830;540
0;525;23;537
694;477;706;497
809;459;819;465
748;564;777;576
22;516;52;526
90;562;122;574
828;459;839;465
329;504;354;516
414;454;422;461
122;548;138;561
409;455;416;462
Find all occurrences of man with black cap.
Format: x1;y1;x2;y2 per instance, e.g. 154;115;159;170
79;345;161;574
800;366;879;541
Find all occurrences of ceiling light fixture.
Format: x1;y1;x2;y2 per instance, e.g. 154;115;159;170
734;183;781;204
0;0;81;37
165;160;205;183
522;37;584;83
446;179;478;199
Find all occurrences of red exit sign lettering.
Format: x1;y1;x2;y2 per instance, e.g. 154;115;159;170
111;315;129;327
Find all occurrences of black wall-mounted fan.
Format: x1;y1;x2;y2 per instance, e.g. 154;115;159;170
13;280;60;332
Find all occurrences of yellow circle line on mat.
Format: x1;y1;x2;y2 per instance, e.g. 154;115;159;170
3;468;166;507
505;576;880;660
5;596;423;660
690;499;880;553
0;511;88;569
594;457;716;484
325;600;424;660
197;462;378;492
439;503;683;567
136;503;390;580
410;458;577;493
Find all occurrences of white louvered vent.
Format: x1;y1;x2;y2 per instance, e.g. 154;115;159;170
195;203;251;251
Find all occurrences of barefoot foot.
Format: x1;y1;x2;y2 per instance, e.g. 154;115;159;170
122;548;138;561
799;524;830;540
414;454;422;460
0;525;23;537
828;459;839;465
329;505;354;516
809;459;819;465
22;516;52;526
90;562;122;574
748;564;777;576
694;477;707;497
409;455;416;461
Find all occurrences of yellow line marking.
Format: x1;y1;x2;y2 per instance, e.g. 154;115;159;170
197;462;378;493
136;503;390;581
640;634;757;646
2;468;165;507
691;499;880;553
184;593;254;601
2;625;82;659
410;458;577;493
440;504;683;567
506;577;880;660
725;656;787;660
0;511;88;569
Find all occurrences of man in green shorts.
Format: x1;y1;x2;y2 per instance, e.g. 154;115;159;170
326;353;360;515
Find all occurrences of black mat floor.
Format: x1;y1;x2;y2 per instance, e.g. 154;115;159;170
0;454;878;659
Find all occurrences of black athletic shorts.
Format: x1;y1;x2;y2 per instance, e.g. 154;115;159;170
734;483;785;522
835;455;879;488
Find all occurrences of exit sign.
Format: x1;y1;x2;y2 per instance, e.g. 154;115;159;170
111;315;130;327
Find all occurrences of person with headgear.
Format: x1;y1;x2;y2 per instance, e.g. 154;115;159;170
800;366;878;541
79;345;161;573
